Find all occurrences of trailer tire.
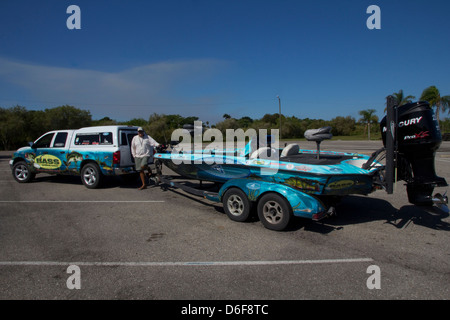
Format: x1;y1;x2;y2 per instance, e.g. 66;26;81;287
223;188;252;222
257;193;292;231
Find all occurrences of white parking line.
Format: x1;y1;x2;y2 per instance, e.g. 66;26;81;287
0;200;165;203
0;258;373;267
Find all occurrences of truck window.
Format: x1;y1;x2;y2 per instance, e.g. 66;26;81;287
127;133;137;144
100;132;113;144
120;132;128;146
120;131;138;146
53;132;68;148
74;132;113;145
33;133;55;148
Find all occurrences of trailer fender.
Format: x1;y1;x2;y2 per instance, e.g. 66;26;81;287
218;179;326;219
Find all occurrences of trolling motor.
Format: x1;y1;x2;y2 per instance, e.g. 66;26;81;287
381;98;448;206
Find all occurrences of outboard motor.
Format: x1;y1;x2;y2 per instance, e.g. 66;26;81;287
380;101;447;206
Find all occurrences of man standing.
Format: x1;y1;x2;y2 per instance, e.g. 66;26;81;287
131;127;159;190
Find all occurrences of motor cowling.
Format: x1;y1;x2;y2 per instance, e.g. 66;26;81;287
380;101;447;206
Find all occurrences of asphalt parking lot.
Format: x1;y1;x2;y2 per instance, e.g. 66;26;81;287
0;141;449;303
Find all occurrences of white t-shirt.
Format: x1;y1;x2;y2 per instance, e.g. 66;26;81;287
131;133;159;158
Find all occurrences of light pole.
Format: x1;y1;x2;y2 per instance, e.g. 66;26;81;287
277;95;281;140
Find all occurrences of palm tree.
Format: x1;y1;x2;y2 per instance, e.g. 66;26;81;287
384;90;415;112
358;109;378;140
420;86;450;122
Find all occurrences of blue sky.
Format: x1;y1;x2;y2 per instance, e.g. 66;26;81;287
0;0;449;124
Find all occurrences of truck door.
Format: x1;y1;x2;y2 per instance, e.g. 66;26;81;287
32;132;69;173
51;132;70;173
119;130;137;167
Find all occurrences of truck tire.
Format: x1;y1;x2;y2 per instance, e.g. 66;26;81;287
12;161;35;183
223;188;252;222
81;163;102;189
257;193;292;231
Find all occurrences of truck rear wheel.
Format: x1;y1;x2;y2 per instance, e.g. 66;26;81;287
81;163;102;189
257;193;292;231
223;188;252;222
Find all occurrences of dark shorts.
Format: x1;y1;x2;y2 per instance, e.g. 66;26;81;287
135;156;149;171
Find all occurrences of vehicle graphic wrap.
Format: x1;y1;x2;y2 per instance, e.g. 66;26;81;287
14;148;116;175
34;154;62;169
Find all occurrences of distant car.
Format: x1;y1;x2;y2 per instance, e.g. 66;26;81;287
10;125;145;188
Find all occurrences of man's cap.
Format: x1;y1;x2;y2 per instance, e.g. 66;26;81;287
137;127;144;132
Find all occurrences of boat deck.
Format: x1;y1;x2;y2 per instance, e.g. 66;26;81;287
280;153;357;165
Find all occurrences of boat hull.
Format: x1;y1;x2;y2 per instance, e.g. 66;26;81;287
157;153;378;196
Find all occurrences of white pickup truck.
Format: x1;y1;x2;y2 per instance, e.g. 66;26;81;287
10;125;143;188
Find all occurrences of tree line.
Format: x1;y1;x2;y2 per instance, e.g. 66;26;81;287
0;105;376;150
1;86;449;150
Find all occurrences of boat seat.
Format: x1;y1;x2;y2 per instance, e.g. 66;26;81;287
250;147;277;159
304;126;333;142
304;126;333;159
281;143;300;157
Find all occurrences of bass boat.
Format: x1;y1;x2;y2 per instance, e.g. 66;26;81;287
154;100;448;230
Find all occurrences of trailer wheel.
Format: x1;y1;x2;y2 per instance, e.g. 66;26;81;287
223;188;252;222
257;193;292;231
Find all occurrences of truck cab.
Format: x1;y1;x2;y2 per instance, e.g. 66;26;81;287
10;125;145;188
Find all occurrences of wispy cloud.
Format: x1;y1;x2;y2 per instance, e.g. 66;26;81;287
0;57;230;121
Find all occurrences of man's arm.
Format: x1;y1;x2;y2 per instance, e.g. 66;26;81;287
147;135;159;147
131;136;137;158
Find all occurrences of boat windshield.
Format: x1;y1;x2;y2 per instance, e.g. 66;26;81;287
239;135;276;157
